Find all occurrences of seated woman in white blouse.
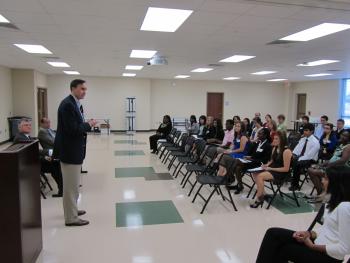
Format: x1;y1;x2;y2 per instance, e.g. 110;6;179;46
256;165;350;263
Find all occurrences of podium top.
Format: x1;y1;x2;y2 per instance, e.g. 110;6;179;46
0;140;38;153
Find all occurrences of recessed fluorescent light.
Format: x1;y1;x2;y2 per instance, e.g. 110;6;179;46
0;14;10;23
123;73;136;77
141;7;193;32
297;60;339;67
267;79;287;82
125;65;143;70
251;71;276;75
47;62;70;68
191;68;213;73
280;23;350;42
220;55;255;63
63;71;80;75
14;44;52;54
130;50;157;58
175;75;190;79
305;73;333;77
223;77;240;80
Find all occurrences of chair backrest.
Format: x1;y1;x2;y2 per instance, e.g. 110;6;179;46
172;130;182;145
219;154;237;185
307;203;325;231
288;131;301;150
178;133;189;149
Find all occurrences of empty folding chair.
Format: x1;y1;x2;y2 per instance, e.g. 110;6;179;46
191;154;238;214
166;136;196;171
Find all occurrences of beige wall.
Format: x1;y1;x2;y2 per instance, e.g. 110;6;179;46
150;79;289;128
0;66;13;141
288;80;341;127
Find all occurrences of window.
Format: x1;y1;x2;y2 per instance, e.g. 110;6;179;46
341;79;350;127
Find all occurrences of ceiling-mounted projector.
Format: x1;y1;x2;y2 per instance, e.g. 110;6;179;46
147;55;168;65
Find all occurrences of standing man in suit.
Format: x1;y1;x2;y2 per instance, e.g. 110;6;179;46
54;79;97;227
38;117;63;197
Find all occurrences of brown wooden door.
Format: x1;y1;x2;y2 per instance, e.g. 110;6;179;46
296;94;307;119
207;92;224;120
37;88;48;127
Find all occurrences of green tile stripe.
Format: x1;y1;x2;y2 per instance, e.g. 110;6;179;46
114;150;145;156
116;200;184;227
270;192;316;214
114;140;147;145
115;167;155;178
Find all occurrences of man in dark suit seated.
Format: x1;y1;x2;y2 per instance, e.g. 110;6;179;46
38;117;63;197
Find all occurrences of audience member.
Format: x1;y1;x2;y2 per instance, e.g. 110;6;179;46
243;118;252;137
256;165;350;263
206;118;225;143
251;112;261;129
277;114;287;133
185;115;199;135
38;117;63;197
250;131;292;208
198;115;207;138
268;120;278;141
299;115;310;135
263;114;272;127
319;123;337;161
233;115;241;124
307;130;350;203
290;123;320;191
335;119;346;140
250;117;263;142
209;119;235;152
230;128;272;194
149;115;172;154
314;115;329;139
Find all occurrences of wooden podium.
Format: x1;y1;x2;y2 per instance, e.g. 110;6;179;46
0;141;43;263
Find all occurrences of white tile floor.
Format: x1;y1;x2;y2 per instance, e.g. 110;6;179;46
36;133;317;263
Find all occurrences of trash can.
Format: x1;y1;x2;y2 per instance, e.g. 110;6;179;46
7;116;32;141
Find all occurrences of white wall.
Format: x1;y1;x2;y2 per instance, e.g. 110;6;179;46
150;79;289;128
288;80;340;126
46;75;288;130
47;75;151;131
0;66;13;141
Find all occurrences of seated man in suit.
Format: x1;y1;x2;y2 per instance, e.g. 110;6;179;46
13;118;34;143
38;117;63;197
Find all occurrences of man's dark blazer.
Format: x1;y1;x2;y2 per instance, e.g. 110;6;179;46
53;95;91;165
13;132;33;143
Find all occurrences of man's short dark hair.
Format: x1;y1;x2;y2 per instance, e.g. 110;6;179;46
303;123;315;132
337;119;345;124
302;115;309;122
277;114;285;121
253;117;262;125
70;79;86;90
321;115;329;121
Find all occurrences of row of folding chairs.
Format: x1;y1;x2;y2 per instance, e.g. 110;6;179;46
156;133;239;214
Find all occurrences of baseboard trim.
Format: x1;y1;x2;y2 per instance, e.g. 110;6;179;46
111;130;157;133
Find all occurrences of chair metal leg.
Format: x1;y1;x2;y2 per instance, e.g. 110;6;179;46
246;182;255;198
41;173;53;190
192;184;203;203
180;171;190;185
200;187;217;214
226;186;238;211
41;190;46;199
183;171;195;188
292;190;300;207
172;162;181;176
174;163;185;178
188;180;198;196
217;186;225;201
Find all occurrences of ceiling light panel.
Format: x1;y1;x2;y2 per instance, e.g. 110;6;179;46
220;55;255;63
63;71;80;75
47;62;70;68
191;68;213;73
14;44;52;54
251;71;276;75
125;65;143;70
141;7;193;32
297;60;339;67
280;23;350;41
130;50;157;58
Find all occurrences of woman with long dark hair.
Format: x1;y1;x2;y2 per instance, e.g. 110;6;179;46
149;115;172;154
256;165;350;263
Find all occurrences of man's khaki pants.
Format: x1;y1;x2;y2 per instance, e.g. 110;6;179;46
60;162;81;224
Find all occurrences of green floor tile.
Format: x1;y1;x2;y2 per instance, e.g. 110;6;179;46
145;173;174;181
114;140;147;145
116;200;184;227
115;167;155;178
114;150;145;156
270;192;316;214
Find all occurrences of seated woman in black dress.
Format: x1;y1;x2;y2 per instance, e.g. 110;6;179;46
250;130;292;208
230;128;272;194
256;165;350;263
149;115;172;154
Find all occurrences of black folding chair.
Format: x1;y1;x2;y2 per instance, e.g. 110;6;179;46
167;136;196;170
161;132;187;163
182;145;218;196
173;139;207;178
191;154;238;214
158;130;181;159
307;203;325;231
